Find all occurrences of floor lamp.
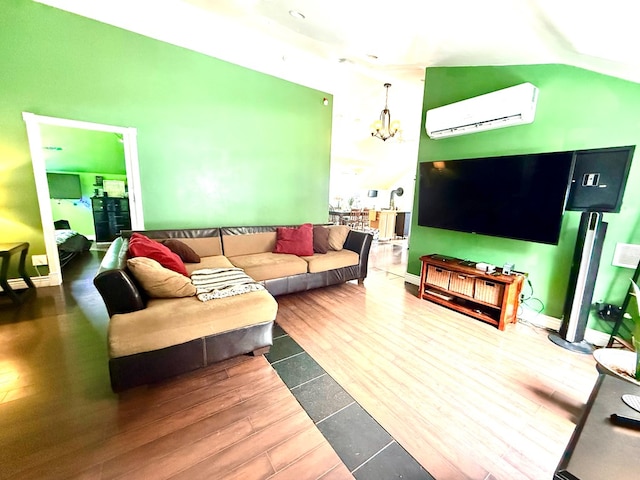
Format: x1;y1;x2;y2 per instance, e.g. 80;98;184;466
389;187;403;209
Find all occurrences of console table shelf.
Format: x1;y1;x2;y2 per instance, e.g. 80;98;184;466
419;254;525;330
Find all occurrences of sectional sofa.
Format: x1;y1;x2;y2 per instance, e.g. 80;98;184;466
94;224;373;391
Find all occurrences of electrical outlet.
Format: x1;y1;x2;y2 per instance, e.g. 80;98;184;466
32;254;48;266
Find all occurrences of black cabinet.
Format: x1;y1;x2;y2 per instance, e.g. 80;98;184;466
395;212;411;238
92;197;131;242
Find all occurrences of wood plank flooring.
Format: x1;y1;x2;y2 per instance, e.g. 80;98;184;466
0;241;600;480
0;252;350;480
276;240;599;480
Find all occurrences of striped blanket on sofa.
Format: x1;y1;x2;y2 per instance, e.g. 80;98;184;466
190;268;265;302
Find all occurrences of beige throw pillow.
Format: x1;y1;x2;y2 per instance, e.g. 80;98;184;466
327;225;350;251
127;257;196;298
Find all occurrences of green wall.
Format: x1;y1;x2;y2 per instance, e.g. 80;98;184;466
410;65;640;330
0;0;332;276
42;125;127;175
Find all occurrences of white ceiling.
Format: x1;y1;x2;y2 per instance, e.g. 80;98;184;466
38;0;640;190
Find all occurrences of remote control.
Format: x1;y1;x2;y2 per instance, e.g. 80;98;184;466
610;413;640;430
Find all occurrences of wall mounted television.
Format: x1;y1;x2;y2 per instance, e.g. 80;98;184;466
47;172;82;199
418;151;575;245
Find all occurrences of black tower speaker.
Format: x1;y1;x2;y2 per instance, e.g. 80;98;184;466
566;145;634;213
549;212;607;354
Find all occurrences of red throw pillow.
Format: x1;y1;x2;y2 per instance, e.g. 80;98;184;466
128;232;189;276
274;223;314;256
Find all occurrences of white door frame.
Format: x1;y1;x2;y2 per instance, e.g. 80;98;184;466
23;112;144;286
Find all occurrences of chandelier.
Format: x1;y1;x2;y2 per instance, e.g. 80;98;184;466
371;83;400;141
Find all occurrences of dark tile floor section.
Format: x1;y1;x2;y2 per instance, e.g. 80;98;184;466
352;441;434;480
268;322;433;479
266;334;304;363
316;402;393;471
291;373;354;423
272;322;287;340
270;351;326;389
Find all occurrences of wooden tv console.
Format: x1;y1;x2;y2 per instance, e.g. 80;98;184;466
418;254;525;330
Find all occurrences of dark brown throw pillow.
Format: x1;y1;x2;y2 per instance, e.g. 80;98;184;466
313;226;330;254
161;239;201;263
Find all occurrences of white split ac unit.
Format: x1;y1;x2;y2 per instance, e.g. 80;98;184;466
425;82;539;139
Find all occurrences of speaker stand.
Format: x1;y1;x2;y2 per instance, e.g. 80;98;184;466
548;332;594;354
549;211;605;356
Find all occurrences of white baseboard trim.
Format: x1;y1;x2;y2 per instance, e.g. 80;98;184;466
584;329;611;348
1;276;53;291
519;308;611;347
518;307;561;330
405;272;420;285
405;272;610;347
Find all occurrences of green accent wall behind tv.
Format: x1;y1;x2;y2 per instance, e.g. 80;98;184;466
410;65;640;330
0;1;332;276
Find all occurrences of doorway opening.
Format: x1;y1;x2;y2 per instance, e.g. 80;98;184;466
23;113;144;286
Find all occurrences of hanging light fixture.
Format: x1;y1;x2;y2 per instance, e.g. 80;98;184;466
371;83;400;141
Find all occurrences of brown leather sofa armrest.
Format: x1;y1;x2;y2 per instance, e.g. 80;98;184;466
94;236;145;316
343;230;373;279
94;269;145;316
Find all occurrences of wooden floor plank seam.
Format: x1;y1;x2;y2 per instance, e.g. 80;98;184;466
266;425;327;473
3;364;304;480
265;442;345;480
166;409;313;479
112;383;316;479
111;416;257;480
107;422;235;479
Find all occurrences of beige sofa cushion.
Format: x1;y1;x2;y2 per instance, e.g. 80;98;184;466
108;290;278;358
127;257;196;298
228;252;308;281
174;237;223;257
222;232;277;257
302;249;359;273
185;255;234;275
327;225;350;251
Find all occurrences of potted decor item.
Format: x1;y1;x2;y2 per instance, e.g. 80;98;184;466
593;280;640;384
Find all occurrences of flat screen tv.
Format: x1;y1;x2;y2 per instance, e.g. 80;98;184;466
47;172;82;199
418;151;575;245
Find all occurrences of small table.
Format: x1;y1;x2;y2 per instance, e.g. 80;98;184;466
0;242;36;305
329;210;351;225
554;373;640;479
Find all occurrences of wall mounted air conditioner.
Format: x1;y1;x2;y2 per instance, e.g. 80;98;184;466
425;82;539;139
